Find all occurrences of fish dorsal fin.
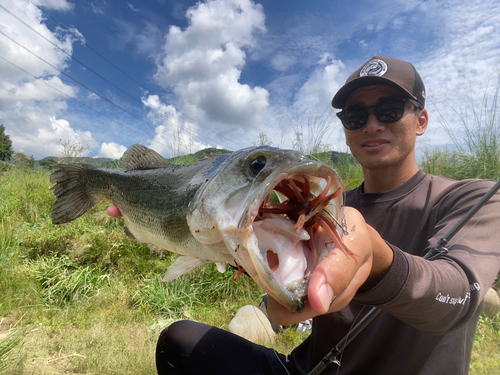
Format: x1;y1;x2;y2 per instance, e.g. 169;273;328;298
119;144;171;171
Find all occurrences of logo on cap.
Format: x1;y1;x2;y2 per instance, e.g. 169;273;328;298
359;58;388;77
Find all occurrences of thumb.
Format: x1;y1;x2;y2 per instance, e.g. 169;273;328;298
307;208;373;314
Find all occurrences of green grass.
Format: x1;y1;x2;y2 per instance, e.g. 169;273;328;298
0;326;26;374
33;256;111;306
0;166;272;373
470;315;500;374
0;136;498;374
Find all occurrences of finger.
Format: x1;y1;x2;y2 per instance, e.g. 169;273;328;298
107;204;123;218
307;209;373;314
266;295;318;326
308;248;363;314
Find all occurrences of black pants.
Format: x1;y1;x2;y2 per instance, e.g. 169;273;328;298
156;320;299;375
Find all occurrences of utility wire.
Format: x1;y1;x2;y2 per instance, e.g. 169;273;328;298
18;1;247;150
0;3;242;151
0;54;171;154
0;29;203;152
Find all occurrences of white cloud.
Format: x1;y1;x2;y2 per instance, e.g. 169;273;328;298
317;53;333;66
35;0;74;12
0;76;77;102
113;18;163;56
391;17;405;30
87;92;99;100
99;142;127;159
13;116;97;158
294;57;346;110
271;53;296;72
142;94;213;157
127;2;139;13
415;0;500;147
154;0;269;129
90;1;105;16
0;0;96;159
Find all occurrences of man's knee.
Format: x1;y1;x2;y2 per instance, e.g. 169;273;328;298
158;320;201;356
157;320;205;374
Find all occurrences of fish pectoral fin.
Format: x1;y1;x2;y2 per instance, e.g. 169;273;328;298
119;144;171;171
162;256;207;282
215;262;226;273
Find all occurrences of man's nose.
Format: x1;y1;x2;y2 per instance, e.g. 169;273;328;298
363;110;385;133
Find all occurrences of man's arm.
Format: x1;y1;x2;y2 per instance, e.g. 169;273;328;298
352;180;500;334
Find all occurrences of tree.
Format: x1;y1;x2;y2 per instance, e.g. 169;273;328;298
11;152;35;169
39;157;57;170
0;124;14;161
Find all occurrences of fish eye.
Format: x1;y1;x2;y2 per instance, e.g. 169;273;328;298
250;155;267;176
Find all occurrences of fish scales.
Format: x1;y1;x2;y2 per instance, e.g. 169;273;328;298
50;145;345;312
51;151;234;262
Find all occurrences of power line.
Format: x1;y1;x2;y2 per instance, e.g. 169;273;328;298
0;29;206;153
0;54;172;154
0;3;243;151
19;1;247;150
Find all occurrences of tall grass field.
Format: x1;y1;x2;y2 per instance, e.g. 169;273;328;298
1;146;499;374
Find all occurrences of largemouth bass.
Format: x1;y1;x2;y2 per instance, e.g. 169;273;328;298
50;144;347;312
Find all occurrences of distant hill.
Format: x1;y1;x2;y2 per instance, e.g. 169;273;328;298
36;156;118;170
312;150;355;165
169;147;232;165
36;148;352;169
35;148;233;170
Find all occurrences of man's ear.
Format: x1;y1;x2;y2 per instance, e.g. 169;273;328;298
416;109;428;136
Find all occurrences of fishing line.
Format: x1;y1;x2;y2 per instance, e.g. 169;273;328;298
444;191;500;249
248;301;291;375
333;304;369;375
273;349;291;375
307;179;500;374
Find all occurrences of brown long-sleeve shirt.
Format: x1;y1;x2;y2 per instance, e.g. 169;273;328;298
290;170;500;374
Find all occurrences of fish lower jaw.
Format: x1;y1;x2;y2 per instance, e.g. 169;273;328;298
242;213;341;311
285;279;309;300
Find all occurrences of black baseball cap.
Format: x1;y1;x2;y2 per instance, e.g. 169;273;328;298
332;56;426;109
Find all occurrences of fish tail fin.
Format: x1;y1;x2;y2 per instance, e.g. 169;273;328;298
50;164;98;224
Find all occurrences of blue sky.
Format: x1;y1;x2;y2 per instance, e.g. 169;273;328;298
1;0;499;159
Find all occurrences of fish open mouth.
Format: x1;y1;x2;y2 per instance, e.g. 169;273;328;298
237;171;352;311
188;147;350;313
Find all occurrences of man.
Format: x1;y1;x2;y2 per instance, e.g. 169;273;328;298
109;56;500;374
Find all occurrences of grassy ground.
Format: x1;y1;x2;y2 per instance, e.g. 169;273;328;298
470;315;500;374
1;161;499;374
0;168;308;374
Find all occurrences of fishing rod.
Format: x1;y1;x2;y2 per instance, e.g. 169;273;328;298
308;179;500;375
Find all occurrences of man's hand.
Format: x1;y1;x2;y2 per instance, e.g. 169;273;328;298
107;204;122;218
267;207;393;326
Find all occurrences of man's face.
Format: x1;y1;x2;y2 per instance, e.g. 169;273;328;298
343;85;427;171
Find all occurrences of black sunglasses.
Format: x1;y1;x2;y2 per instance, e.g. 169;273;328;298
337;98;421;130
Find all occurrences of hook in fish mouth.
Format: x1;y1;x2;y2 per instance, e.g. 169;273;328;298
239;172;354;311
